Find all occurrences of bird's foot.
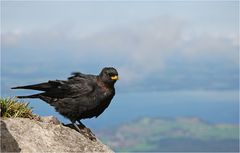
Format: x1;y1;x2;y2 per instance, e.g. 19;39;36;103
81;127;97;141
80;127;96;141
77;120;96;141
64;123;96;141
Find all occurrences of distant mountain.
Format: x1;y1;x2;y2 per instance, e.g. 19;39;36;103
96;117;239;152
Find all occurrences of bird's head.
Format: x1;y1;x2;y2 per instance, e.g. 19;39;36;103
99;67;119;85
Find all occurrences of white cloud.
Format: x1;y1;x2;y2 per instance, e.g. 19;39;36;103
1;30;22;47
2;15;238;90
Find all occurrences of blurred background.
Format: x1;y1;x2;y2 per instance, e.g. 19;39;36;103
1;1;239;152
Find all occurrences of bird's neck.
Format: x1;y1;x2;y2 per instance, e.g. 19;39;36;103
97;77;114;89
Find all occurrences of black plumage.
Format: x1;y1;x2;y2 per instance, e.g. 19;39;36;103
12;67;118;135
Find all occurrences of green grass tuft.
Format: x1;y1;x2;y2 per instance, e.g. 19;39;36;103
0;97;36;118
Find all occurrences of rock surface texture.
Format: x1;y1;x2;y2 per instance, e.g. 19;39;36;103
1;117;114;153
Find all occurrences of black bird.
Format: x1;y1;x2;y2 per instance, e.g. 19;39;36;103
12;67;118;136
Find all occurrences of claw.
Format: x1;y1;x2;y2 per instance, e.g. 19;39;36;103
67;121;96;141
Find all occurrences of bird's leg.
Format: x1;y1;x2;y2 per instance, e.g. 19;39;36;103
77;120;93;133
72;121;82;133
77;120;96;141
68;120;96;141
77;120;86;128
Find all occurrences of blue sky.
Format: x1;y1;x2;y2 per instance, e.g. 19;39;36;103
1;1;239;95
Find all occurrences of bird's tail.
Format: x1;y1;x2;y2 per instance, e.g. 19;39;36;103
11;81;63;91
11;82;51;91
16;93;41;99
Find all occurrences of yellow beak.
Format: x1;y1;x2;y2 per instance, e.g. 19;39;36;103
111;75;119;80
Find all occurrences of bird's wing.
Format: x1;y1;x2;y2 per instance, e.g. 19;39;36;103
46;78;101;117
64;78;95;97
43;77;95;99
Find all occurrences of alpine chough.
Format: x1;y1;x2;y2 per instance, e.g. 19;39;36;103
12;67;118;136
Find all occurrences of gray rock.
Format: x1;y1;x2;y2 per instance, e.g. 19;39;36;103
40;116;61;125
1;117;114;153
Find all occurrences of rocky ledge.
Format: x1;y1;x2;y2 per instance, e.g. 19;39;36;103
1;116;113;153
